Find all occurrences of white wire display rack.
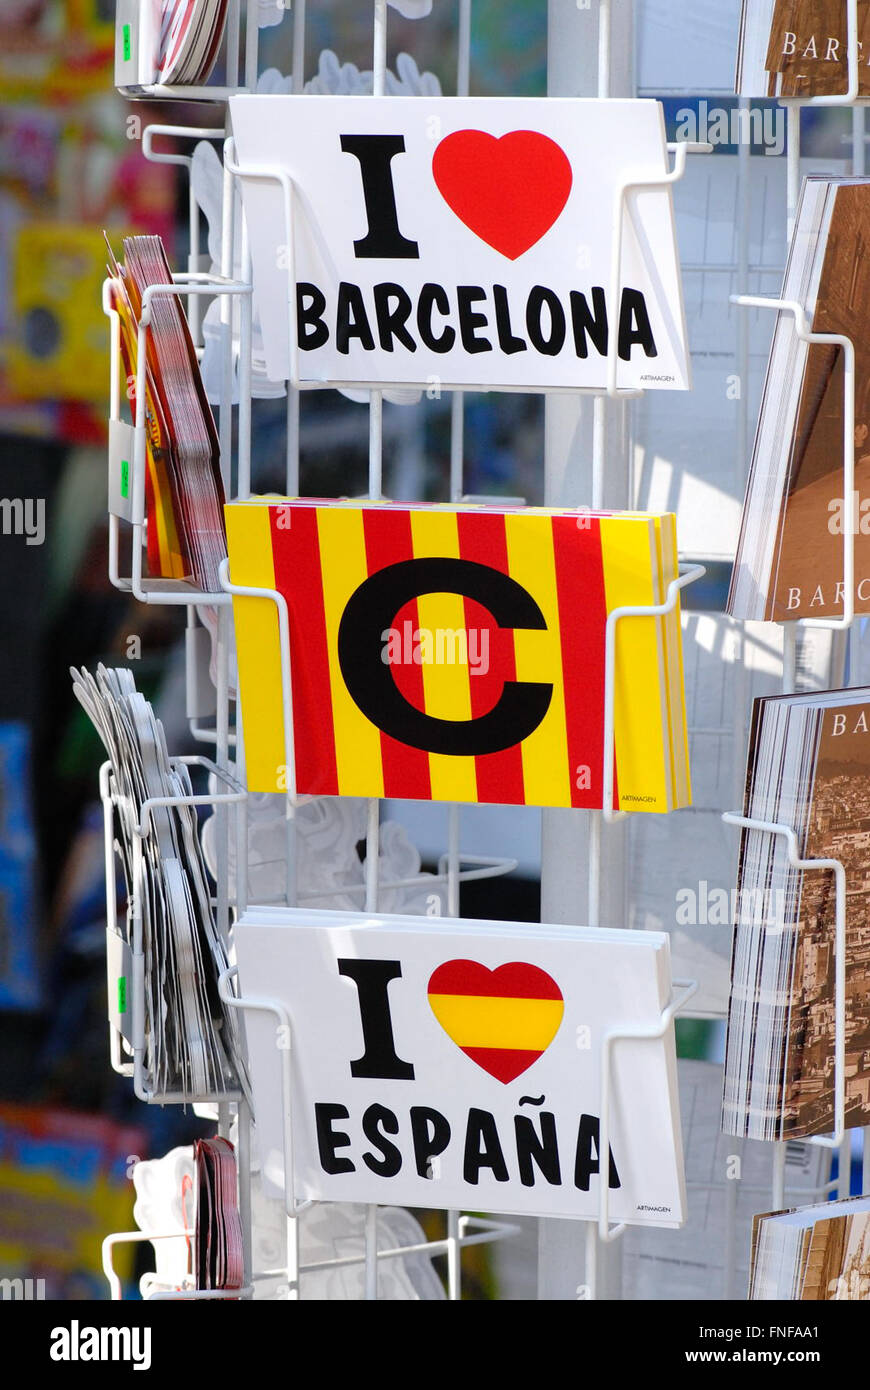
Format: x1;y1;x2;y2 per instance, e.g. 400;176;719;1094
98;0;863;1302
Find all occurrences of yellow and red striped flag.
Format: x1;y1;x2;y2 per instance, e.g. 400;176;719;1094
225;498;690;812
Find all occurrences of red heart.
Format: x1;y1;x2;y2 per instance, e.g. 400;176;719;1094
432;130;573;261
428;959;564;1084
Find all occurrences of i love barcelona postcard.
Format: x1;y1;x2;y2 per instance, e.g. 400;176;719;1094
233;908;686;1226
228;95;690;392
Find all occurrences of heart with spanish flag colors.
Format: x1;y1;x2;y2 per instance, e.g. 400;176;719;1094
427;959;564;1083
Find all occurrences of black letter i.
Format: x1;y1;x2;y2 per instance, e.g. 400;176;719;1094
337;958;416;1079
340;135;421;259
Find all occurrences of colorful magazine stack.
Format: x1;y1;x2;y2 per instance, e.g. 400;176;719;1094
157;0;230;86
119;0;231;90
723;687;870;1141
107;234;226;593
728;176;870;622
225;498;691;812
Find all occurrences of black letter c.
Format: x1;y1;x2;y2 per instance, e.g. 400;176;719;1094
337;558;553;756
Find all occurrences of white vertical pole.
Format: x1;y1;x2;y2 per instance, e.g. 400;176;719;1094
584;1222;598;1300
853;106;866;176
362;2;389;1299
786;105;801;238
188;180;202;344
234;701;248;917
292;0;307;90
286;391;300;495
775;103;801;1223
365;798;380;914
368;390;384;499
364;1202;379;1300
851;109;865;695
244;0;259;91
373;0;387;93
837;1132;852;1201
447;803;460;917
446;1210;462;1300
219;150;235;493
238;224;253;499
443;3;473;1290
736;97;751;487
771;1142;786;1211
449;394;464;501
226;0;241;89
843;97;865;1179
722;1138;740;1298
450;0;472;507
540;0;631;1302
597;0;610;99
587;395;607;928
457;0;471;97
216;604;230;943
781;624;797;691
284;0;307;499
285;1214;300;1299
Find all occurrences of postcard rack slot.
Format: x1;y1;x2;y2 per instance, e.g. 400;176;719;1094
102;272;251;607
722;810;847;1149
731;296;857;633
217;963;693;1299
100;754;247;1106
114;0;266;102
601;563;705;823
223;137;711;401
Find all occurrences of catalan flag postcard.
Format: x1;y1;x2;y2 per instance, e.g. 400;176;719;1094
230;96;690;393
234;907;686;1225
225;498;691;812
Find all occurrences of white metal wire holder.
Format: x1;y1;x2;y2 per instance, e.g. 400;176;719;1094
102;1209;519;1302
298;853;520;906
220;963;696;1278
606;141;711;398
144;1284;253;1299
217;962;524;1300
220;552;701;872
596;976;697;1243
102;1229;253;1301
777;2;863;234
100;753;247;1106
601;562;705;824
218;964;308;1220
141;124;228;345
217;557;298;799
217;556;518;902
721;810;847;1149
102;272;251;607
730;295;857;632
224;136;710;399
